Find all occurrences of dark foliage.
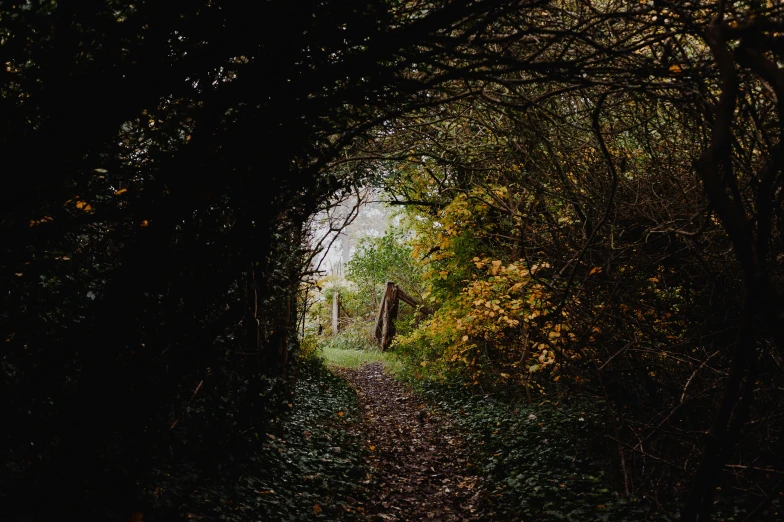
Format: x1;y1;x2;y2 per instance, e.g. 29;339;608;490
0;1;530;519
4;1;784;521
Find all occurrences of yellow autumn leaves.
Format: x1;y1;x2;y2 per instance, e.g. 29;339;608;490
63;196;95;213
29;215;54;227
397;183;577;388
402;253;541;381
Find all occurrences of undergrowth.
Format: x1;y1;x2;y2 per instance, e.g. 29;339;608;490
413;381;671;522
146;356;368;521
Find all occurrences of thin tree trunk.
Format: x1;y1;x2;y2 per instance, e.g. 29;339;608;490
681;20;764;520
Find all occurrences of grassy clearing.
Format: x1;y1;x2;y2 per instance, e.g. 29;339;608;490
321;346;403;373
317;323;404;372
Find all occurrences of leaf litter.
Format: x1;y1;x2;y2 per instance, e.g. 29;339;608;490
335;362;485;522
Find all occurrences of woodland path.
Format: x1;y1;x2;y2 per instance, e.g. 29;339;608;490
335;363;486;522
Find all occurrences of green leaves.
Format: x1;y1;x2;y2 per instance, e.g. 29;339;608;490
148;357;368;521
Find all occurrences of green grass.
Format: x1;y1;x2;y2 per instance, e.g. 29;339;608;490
321;346;403;373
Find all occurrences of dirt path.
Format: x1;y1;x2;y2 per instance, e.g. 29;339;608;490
335;363;485;522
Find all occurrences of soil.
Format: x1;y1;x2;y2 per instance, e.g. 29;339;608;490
335;363;486;522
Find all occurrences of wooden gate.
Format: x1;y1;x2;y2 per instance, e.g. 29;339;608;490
373;281;431;351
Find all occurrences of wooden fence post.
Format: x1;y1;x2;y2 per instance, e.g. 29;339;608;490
373;282;433;350
374;282;394;349
332;291;340;335
381;284;399;351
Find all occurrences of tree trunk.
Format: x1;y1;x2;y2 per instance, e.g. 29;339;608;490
381;284;399;351
681;283;758;521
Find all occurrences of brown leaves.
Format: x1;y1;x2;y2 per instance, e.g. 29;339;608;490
337;363;483;520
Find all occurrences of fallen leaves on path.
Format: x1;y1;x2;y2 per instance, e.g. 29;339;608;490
336;363;486;522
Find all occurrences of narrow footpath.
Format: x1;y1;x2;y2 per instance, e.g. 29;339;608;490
335;363;486;522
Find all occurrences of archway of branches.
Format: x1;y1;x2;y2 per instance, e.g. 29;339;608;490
3;1;784;520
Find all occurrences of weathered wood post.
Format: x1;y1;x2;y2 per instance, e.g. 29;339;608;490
373;282;398;351
374;282;393;349
382;283;399;351
374;282;432;350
